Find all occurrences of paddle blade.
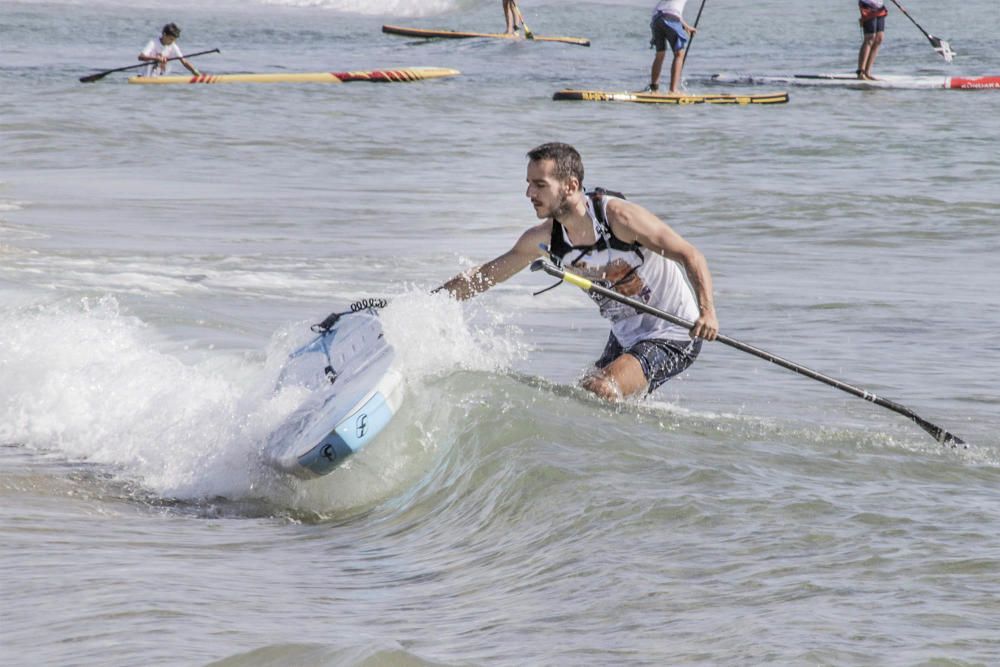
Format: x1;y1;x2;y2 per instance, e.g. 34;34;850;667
916;416;965;447
513;3;534;39
933;37;956;62
79;71;108;83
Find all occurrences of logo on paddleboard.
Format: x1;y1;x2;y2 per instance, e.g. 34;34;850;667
356;413;369;439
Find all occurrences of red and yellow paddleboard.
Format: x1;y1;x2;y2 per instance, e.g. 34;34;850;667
128;67;460;85
382;24;590;47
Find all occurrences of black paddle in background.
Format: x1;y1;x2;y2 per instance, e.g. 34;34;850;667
888;0;955;62
680;0;708;59
530;259;966;447
79;48;221;83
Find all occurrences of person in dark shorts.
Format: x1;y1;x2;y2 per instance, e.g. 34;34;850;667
858;0;888;80
646;0;698;95
438;143;718;401
502;0;520;35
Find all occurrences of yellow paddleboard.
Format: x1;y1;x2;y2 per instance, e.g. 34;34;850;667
382;24;590;47
129;67;460;85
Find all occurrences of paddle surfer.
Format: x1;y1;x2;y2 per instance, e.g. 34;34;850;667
439;142;718;401
646;0;698;94
138;23;201;78
857;0;888;80
502;0;520;35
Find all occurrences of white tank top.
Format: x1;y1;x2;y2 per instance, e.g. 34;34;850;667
653;0;688;19
554;195;699;346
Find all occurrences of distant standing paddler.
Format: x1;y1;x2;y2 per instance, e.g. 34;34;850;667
858;0;888;80
502;0;520;35
646;0;698;94
139;23;201;77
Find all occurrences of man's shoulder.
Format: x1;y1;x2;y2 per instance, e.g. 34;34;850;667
524;218;554;238
604;195;638;221
514;219;554;247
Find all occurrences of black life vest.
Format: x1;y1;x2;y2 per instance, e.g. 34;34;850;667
547;188;642;267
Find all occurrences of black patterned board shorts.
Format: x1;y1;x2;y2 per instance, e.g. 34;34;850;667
595;333;702;394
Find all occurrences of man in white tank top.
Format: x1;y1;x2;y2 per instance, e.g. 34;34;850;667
647;0;698;94
439;143;719;401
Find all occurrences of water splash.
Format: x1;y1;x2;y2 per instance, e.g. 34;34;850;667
0;290;529;514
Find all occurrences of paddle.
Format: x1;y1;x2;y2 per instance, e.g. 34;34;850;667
682;0;709;57
512;2;535;40
79;48;221;83
530;259;966;447
888;0;955;62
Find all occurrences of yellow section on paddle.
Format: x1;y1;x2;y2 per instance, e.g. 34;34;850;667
561;271;593;291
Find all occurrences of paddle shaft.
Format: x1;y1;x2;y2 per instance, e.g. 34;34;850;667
79;48;220;83
683;0;708;57
889;0;934;40
887;0;953;59
531;259;964;446
512;2;534;39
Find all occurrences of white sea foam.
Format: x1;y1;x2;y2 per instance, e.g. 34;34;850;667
0;290;527;510
0;200;26;212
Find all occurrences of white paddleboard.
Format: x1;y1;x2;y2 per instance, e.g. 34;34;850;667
711;72;1000;90
264;308;404;479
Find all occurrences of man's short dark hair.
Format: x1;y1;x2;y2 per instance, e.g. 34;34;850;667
527;142;584;186
162;23;181;38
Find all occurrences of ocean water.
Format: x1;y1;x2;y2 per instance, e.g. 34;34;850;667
2;0;999;665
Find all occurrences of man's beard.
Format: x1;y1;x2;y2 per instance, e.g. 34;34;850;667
550;192;573;219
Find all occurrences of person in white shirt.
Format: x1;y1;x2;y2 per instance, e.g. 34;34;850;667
138;23;200;78
646;0;698;95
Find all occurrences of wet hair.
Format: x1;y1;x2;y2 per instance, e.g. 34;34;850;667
162;23;181;38
526;142;584;186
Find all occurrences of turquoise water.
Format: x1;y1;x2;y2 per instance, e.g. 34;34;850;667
2;1;999;665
